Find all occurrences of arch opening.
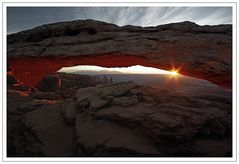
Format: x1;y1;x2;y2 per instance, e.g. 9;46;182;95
58;65;178;75
57;64;217;89
8;54;230;89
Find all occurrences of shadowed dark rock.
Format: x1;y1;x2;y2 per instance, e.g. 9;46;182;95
10;84;30;91
61;99;77;124
19;100;60;112
7;80;232;157
31;91;62;100
23;103;75;156
7;66;19;87
36;73;61;92
7;74;18;86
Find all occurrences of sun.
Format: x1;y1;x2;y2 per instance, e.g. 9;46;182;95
170;69;179;77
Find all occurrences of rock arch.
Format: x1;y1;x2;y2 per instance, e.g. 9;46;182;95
7;20;232;88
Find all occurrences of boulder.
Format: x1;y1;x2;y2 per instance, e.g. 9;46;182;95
55;73;103;99
75;82;138;111
36;73;61;92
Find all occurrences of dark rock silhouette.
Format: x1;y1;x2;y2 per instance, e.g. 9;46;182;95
36;73;61;92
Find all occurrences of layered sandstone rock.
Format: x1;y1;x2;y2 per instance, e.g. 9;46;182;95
7;20;232;88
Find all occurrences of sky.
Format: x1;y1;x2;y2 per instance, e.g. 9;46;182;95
59;65;171;74
58;65;179;75
7;7;232;34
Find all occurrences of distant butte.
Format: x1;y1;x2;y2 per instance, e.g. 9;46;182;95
7;20;232;88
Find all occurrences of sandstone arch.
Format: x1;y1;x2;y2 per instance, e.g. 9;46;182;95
7;20;232;88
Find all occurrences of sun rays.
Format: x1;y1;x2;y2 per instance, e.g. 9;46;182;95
170;68;180;77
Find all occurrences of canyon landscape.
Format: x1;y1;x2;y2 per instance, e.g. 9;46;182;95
7;19;232;157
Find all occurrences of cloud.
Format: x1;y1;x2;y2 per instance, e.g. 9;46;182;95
7;7;232;34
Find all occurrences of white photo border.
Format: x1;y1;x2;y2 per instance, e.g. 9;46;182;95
1;1;237;163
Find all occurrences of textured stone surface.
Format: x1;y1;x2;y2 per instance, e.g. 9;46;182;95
74;112;161;156
23;103;75;156
7;77;232;157
75;81;138;111
112;95;138;107
7;20;232;88
30;91;62;100
56;73;103;98
19;99;59;112
61;99;77;124
73;82;232;156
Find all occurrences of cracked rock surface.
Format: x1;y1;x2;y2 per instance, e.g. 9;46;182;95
7;72;232;157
